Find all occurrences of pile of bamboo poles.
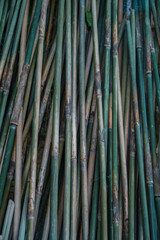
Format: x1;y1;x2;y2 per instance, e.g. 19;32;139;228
0;0;160;239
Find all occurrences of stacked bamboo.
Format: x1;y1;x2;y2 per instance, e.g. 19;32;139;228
0;0;160;239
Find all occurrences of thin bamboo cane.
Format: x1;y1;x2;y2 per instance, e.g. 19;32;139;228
89;148;100;240
128;104;135;240
50;0;65;238
79;1;89;239
108;87;113;240
112;0;119;238
70;0;77;239
28;1;49;238
63;0;72;238
92;0;108;238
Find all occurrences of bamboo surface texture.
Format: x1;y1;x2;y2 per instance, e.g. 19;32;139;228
0;0;160;239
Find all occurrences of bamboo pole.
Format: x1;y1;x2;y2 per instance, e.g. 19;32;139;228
92;0;108;238
50;0;65;238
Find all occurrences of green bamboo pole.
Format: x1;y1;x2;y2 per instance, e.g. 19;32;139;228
28;1;49;238
92;0;108;238
89;149;100;240
112;0;119;238
126;1;150;239
50;0;65;238
88;111;98;209
70;0;77;239
108;88;113;240
103;0;111;167
63;0;72;238
128;106;135;240
79;1;89;239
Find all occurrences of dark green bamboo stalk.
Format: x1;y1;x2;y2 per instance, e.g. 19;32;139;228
50;0;65;238
92;0;108;238
70;0;77;239
108;88;113;240
89;148;99;240
63;0;72;238
128;106;135;240
79;0;89;239
103;0;111;167
112;0;119;238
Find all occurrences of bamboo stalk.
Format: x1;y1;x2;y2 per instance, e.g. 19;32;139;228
70;0;77;239
28;1;49;238
92;0;108;238
50;0;65;238
79;1;89;239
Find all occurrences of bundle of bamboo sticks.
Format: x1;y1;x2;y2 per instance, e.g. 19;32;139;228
0;0;160;239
